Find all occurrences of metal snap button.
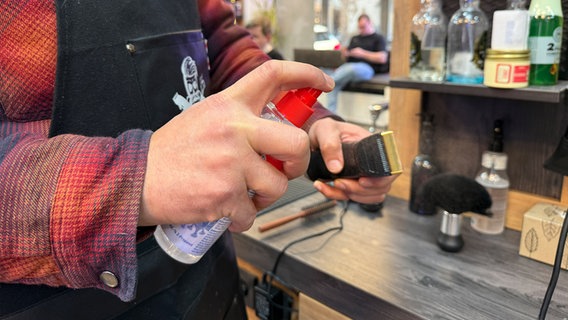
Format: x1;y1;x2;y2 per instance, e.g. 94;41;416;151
100;271;119;288
125;43;136;54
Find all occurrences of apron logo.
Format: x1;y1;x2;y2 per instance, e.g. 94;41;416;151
172;56;206;111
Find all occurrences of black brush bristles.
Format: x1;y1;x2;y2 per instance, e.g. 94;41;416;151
417;173;492;215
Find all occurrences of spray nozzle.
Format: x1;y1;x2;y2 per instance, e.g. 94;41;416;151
295;88;322;106
275;88;322;127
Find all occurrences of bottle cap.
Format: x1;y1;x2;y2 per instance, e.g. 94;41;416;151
275;88;321;127
482;152;508;170
489;119;504;153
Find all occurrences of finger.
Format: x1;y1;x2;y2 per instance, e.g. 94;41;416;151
314;180;386;204
245;159;289;211
310;120;374;174
310;121;344;174
224;60;334;114
228;157;290;233
313;180;349;201
248;117;311;178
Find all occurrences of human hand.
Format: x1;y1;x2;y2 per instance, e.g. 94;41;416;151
348;47;366;59
140;60;334;231
308;118;398;204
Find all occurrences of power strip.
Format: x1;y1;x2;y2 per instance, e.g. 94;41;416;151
254;282;293;320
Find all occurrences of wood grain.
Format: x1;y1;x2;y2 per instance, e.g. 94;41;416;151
235;188;568;319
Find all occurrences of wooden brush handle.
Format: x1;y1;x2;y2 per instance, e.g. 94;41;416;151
258;200;336;233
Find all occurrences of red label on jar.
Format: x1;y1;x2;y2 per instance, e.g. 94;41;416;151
495;64;512;83
512;65;530;83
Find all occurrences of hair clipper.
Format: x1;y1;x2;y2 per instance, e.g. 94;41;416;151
307;131;402;181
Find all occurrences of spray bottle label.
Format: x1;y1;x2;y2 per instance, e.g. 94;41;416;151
160;217;232;256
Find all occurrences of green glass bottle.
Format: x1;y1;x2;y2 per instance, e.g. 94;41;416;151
528;0;563;85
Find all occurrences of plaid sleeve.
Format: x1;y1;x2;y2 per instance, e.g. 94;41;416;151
0;128;151;302
197;0;343;128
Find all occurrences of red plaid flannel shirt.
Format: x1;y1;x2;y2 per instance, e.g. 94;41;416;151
0;0;335;302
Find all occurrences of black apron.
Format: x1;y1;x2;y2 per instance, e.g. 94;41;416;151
1;0;245;319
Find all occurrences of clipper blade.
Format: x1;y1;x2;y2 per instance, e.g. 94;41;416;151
307;131;402;181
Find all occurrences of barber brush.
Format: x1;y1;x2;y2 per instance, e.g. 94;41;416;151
257;199;337;233
417;173;492;252
306;131;402;181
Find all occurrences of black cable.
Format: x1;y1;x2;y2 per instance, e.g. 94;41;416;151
270;200;350;276
260;200;351;316
538;209;568;320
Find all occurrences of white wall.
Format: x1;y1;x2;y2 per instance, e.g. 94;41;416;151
318;89;390;130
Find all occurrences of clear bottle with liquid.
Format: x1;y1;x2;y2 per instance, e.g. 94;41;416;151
471;120;510;234
446;0;489;84
154;88;322;264
527;0;563;85
409;113;439;214
409;0;447;81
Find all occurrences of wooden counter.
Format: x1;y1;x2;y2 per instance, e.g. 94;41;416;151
234;188;568;319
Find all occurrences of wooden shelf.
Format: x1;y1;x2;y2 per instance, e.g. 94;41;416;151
389;77;568;104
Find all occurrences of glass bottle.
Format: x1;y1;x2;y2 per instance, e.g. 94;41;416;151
409;0;447;81
446;0;489;84
527;0;563;85
471;120;510;234
409;113;439;215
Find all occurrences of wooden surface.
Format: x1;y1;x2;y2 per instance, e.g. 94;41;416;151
298;293;349;320
234;188;568;320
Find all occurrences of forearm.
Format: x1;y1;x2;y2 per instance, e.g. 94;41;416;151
0;129;151;301
199;0;269;93
361;49;388;64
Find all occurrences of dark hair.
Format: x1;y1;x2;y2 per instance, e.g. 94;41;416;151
358;14;371;23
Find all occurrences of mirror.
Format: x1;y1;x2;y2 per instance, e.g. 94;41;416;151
244;0;394;60
314;0;393;49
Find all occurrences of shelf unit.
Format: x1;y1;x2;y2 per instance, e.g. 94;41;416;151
388;0;568;232
389;78;568;104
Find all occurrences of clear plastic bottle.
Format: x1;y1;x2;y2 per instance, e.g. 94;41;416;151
409;113;439;214
527;0;563;85
490;0;529;50
154;88;322;264
446;0;489;84
471;120;510;234
409;0;447;81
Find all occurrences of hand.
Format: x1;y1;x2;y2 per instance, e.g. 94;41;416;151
308;118;398;204
140;60;334;232
347;47;366;59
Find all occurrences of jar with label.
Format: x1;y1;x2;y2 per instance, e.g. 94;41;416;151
483;49;530;88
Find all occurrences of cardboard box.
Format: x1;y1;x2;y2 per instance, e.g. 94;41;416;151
519;203;568;269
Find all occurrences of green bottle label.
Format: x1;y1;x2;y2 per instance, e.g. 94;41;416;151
528;15;563;85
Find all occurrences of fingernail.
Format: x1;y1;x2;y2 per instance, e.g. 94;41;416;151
313;180;323;191
327;160;342;173
325;75;335;88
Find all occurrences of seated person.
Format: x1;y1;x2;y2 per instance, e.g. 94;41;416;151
245;17;284;60
326;14;389;113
